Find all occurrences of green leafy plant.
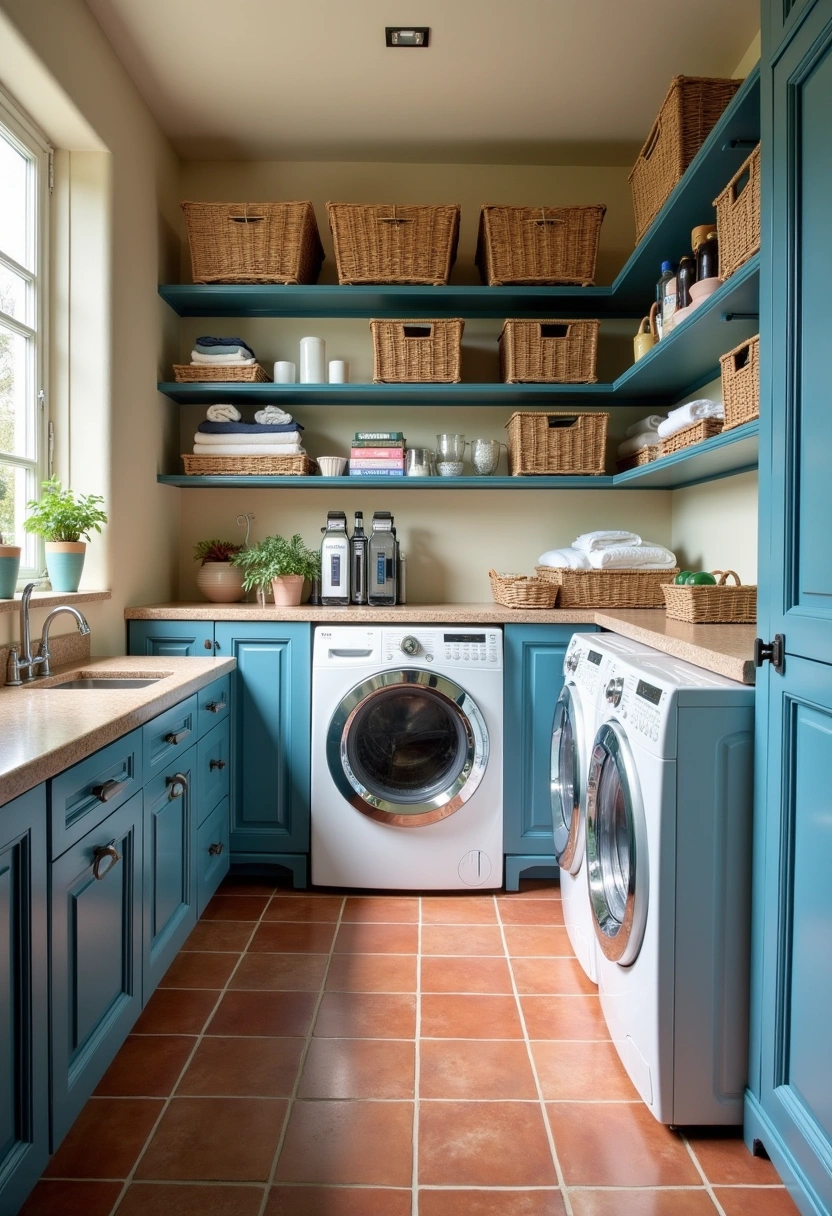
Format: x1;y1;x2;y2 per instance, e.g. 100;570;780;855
193;538;243;565
23;477;108;543
231;533;318;591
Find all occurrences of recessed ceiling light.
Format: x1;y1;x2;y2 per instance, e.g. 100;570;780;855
385;27;430;47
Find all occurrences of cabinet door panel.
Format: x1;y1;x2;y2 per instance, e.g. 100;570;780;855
197;720;230;826
128;619;215;657
197;796;231;916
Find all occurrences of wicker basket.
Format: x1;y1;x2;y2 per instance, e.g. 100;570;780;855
713;144;761;280
180;201;324;284
628;77;742;244
181;454;315;476
327;203;460;285
173;364;271;383
616;444;660;473
662;570;757;623
499;320;599;384
370;318;463;383
720;334;759;430
505;411;608;476
659;417;723;457
489;569;559;610
535;566;680;609
476;205;607;286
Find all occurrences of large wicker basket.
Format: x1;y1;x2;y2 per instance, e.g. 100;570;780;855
476;205;607;286
720;334;760;430
499;320;599;384
327;203;460;285
180;201;324;284
181;454;315;476
616;444;660;473
370;318;463;383
628;77;742;244
662;570;757;623
489;569;559;610
535;566;680;609
505;411;608;476
173;364;271;383
659;417;723;457
713;144;761;280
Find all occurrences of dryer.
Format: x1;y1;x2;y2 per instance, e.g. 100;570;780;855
586;649;754;1125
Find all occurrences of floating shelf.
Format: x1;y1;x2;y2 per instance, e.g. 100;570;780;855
158;474;617;490
159;381;617;406
612;420;759;489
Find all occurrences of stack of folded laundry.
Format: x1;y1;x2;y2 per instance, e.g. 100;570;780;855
190;335;258;368
192;404;306;457
657;398;724;440
616;414;665;461
538;530;677;570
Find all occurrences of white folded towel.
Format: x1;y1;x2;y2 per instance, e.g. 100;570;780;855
573;530;642;553
617;431;662;458
588;543;676;569
537;547;591;570
190;349;255;364
254;406;293;425
193;430;303;447
625;415;664;439
657;399;724;439
206;404;242;423
192;443;305;457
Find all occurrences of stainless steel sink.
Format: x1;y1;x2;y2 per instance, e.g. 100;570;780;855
39;677;163;690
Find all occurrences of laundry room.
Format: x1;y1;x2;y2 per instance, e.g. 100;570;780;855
0;1;829;1214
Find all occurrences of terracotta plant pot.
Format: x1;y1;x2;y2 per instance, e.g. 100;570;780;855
196;561;245;603
270;574;305;606
45;541;86;592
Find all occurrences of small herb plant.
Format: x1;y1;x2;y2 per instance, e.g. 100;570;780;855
231;533;318;591
24;477;108;543
193;539;243;565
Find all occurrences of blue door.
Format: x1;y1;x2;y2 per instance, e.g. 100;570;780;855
129;619;215;657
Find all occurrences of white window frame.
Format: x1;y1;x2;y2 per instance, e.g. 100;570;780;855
0;85;50;584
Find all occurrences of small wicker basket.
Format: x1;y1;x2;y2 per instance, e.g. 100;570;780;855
535;566;680;609
180;201;324;284
476;205;607;286
489;569;559;610
628;77;742;244
720;334;759;430
616;445;660;473
181;454;315;476
506;411;608;476
370;318;463;383
327;203;460;285
499;319;599;384
713;144;761;280
659;417;723;457
662;570;757;623
173;364;271;383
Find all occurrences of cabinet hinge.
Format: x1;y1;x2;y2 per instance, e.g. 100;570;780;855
48;149;54;194
754;634;785;675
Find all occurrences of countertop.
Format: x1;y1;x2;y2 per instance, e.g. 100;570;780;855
0;655;235;808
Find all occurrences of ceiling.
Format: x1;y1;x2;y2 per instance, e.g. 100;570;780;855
84;0;759;164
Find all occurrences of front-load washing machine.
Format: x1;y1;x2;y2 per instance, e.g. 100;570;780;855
586;648;754;1124
311;625;503;889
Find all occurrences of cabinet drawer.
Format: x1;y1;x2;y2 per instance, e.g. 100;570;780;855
197;674;230;739
143;695;198;777
50;729;143;860
197;720;230;825
197;796;230;916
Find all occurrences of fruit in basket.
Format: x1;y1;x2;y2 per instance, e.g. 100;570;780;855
685;571;717;585
674;570;693;584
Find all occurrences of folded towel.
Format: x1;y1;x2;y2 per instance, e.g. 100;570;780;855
537;547;591;570
617;431;662;458
190;351;257;365
589;543;676;570
254;406;293;425
573;530;642;553
657;399;724;439
192;443;305;457
195;343;254;357
625;415;665;439
193;430;303;447
197;420;304;435
206;404;242;423
196;335;256;357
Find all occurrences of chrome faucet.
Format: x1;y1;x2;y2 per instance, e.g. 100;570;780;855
6;581;91;685
38;605;91;676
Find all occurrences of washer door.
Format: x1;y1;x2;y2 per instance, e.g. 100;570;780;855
326;669;489;826
585;722;648;965
550;683;586;873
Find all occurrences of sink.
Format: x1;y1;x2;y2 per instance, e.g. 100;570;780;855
39;677;163;690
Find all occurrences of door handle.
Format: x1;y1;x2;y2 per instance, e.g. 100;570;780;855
209;758;226;771
92;842;122;880
206;699;226;714
91;778;127;803
166;772;189;799
208;842;224;856
164;728;191;745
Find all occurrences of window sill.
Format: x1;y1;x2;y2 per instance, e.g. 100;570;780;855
0;590;112;615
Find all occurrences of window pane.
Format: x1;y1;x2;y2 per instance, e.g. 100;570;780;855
0;460;37;566
0;133;29;267
0;323;35;460
0;261;32;326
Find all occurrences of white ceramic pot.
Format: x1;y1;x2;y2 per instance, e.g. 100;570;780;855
196;561;245;603
271;574;304;606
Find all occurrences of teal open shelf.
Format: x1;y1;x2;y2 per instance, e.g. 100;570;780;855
612;419;759;489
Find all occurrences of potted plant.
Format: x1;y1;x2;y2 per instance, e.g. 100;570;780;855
0;531;21;599
232;532;318;606
193;538;244;603
23;477;107;592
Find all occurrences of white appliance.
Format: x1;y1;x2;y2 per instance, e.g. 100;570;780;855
586;648;754;1124
311;625;503;890
551;632;656;982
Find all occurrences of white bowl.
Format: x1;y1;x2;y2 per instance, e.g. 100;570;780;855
317;455;347;477
689;276;722;302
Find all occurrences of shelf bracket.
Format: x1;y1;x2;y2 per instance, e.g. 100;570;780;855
722;138;759;151
721;312;760;322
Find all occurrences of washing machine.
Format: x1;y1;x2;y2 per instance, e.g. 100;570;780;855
311;625;503;889
586;648;754;1124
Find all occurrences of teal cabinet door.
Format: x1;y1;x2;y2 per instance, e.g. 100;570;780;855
51;791;142;1148
0;786;48;1216
214;622;311;857
129;619;215;657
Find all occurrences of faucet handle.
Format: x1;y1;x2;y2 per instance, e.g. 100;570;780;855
6;646;22;687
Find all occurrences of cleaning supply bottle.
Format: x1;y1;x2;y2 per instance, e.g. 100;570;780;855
368;511;397;606
676;254;696;312
656;261;675;339
350;510;368;605
320;510;350;606
660;262;677;337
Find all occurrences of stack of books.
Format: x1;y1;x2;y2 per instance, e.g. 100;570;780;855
349;432;406;477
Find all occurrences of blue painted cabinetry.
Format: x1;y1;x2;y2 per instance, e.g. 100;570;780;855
128;619;215;657
142;750;197;997
0;787;48;1216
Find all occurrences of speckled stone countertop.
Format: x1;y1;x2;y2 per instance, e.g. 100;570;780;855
595;610;757;684
0;655;235;808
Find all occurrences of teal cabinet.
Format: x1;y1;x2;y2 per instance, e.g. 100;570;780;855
197;796;231;916
0;786;48;1216
50;791;142;1147
128;619;215;657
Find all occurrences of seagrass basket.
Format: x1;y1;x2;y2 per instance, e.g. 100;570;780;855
173;364;271;383
662;570;757;623
616;444;660;473
327;203;460;285
499;319;599;384
476;205;607;286
713;144;761;280
180;201;324;284
720;334;759;430
506;411;608;476
181;454;315;476
535;566;680;609
489;570;559;609
659;417;723;457
370;319;463;383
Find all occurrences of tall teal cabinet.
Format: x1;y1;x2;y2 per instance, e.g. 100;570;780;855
747;2;832;1212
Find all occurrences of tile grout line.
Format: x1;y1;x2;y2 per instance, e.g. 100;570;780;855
680;1132;729;1216
411;897;422;1216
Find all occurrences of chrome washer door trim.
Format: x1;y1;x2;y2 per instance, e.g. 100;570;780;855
550;683;586;873
585;722;648;965
326;668;489;827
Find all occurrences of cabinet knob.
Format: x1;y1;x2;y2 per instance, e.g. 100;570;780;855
208;842;224;856
92;778;127;804
209;758;226;771
206;699;227;714
164;728;191;746
166;772;189;799
203;639;213;650
92;842;122;881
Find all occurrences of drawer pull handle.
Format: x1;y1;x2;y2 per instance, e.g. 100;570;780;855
209;758;227;771
92;778;127;804
208;842;224;856
166;772;189;799
164;728;191;746
206;699;227;713
93;842;121;880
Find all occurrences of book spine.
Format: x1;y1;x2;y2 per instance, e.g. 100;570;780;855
350;447;406;459
348;467;406;477
353;432;404;442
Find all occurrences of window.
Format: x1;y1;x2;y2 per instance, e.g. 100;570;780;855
0;88;49;581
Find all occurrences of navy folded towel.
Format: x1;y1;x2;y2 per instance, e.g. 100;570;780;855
197;420;304;434
195;336;256;358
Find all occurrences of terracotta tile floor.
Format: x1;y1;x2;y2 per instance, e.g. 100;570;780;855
24;877;799;1216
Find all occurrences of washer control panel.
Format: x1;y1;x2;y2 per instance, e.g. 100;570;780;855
382;628;502;670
